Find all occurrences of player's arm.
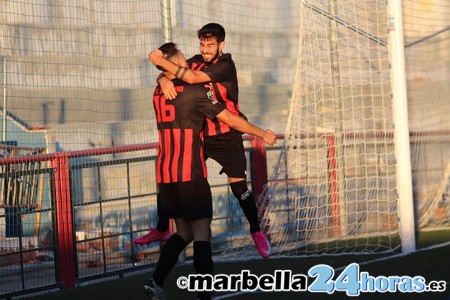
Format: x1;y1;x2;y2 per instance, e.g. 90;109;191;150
151;50;211;100
150;50;211;83
156;73;177;100
216;110;277;146
148;50;211;84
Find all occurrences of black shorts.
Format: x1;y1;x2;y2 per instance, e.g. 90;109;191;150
204;131;247;178
157;177;212;220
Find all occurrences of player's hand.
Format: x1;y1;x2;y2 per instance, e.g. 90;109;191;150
149;49;165;66
263;129;277;146
160;76;177;100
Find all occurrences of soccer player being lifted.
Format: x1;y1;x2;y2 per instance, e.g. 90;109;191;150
134;23;272;258
143;42;276;300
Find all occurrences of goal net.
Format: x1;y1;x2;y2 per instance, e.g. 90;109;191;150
218;0;449;260
403;1;450;229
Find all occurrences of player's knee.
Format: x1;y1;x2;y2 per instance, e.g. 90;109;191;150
191;218;212;241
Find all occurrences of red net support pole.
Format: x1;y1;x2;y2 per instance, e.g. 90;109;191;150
250;138;268;198
51;153;76;288
250;138;269;232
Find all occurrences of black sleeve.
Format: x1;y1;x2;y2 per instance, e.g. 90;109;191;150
195;96;226;120
201;59;235;83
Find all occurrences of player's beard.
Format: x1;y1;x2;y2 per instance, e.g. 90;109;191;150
202;49;220;63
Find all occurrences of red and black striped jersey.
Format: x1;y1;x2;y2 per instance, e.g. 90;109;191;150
153;79;226;183
188;53;246;137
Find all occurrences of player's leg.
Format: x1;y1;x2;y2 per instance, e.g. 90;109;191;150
148;219;192;295
205;133;262;232
144;184;190;299
229;177;261;233
229;177;271;258
183;178;214;300
205;133;271;258
134;194;172;245
155;196;171;233
191;217;213;273
156;216;170;232
191;217;213;300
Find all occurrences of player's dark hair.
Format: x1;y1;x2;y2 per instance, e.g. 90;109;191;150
197;23;226;43
156;42;179;71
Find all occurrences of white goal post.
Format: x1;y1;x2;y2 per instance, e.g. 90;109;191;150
387;0;415;254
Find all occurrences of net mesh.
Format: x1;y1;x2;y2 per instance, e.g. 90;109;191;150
218;0;398;260
403;1;450;228
217;0;449;260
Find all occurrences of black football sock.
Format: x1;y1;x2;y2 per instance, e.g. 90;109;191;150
156;217;170;232
193;241;213;300
153;234;187;287
230;180;261;233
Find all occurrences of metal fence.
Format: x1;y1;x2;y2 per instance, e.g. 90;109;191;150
0;136;280;299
